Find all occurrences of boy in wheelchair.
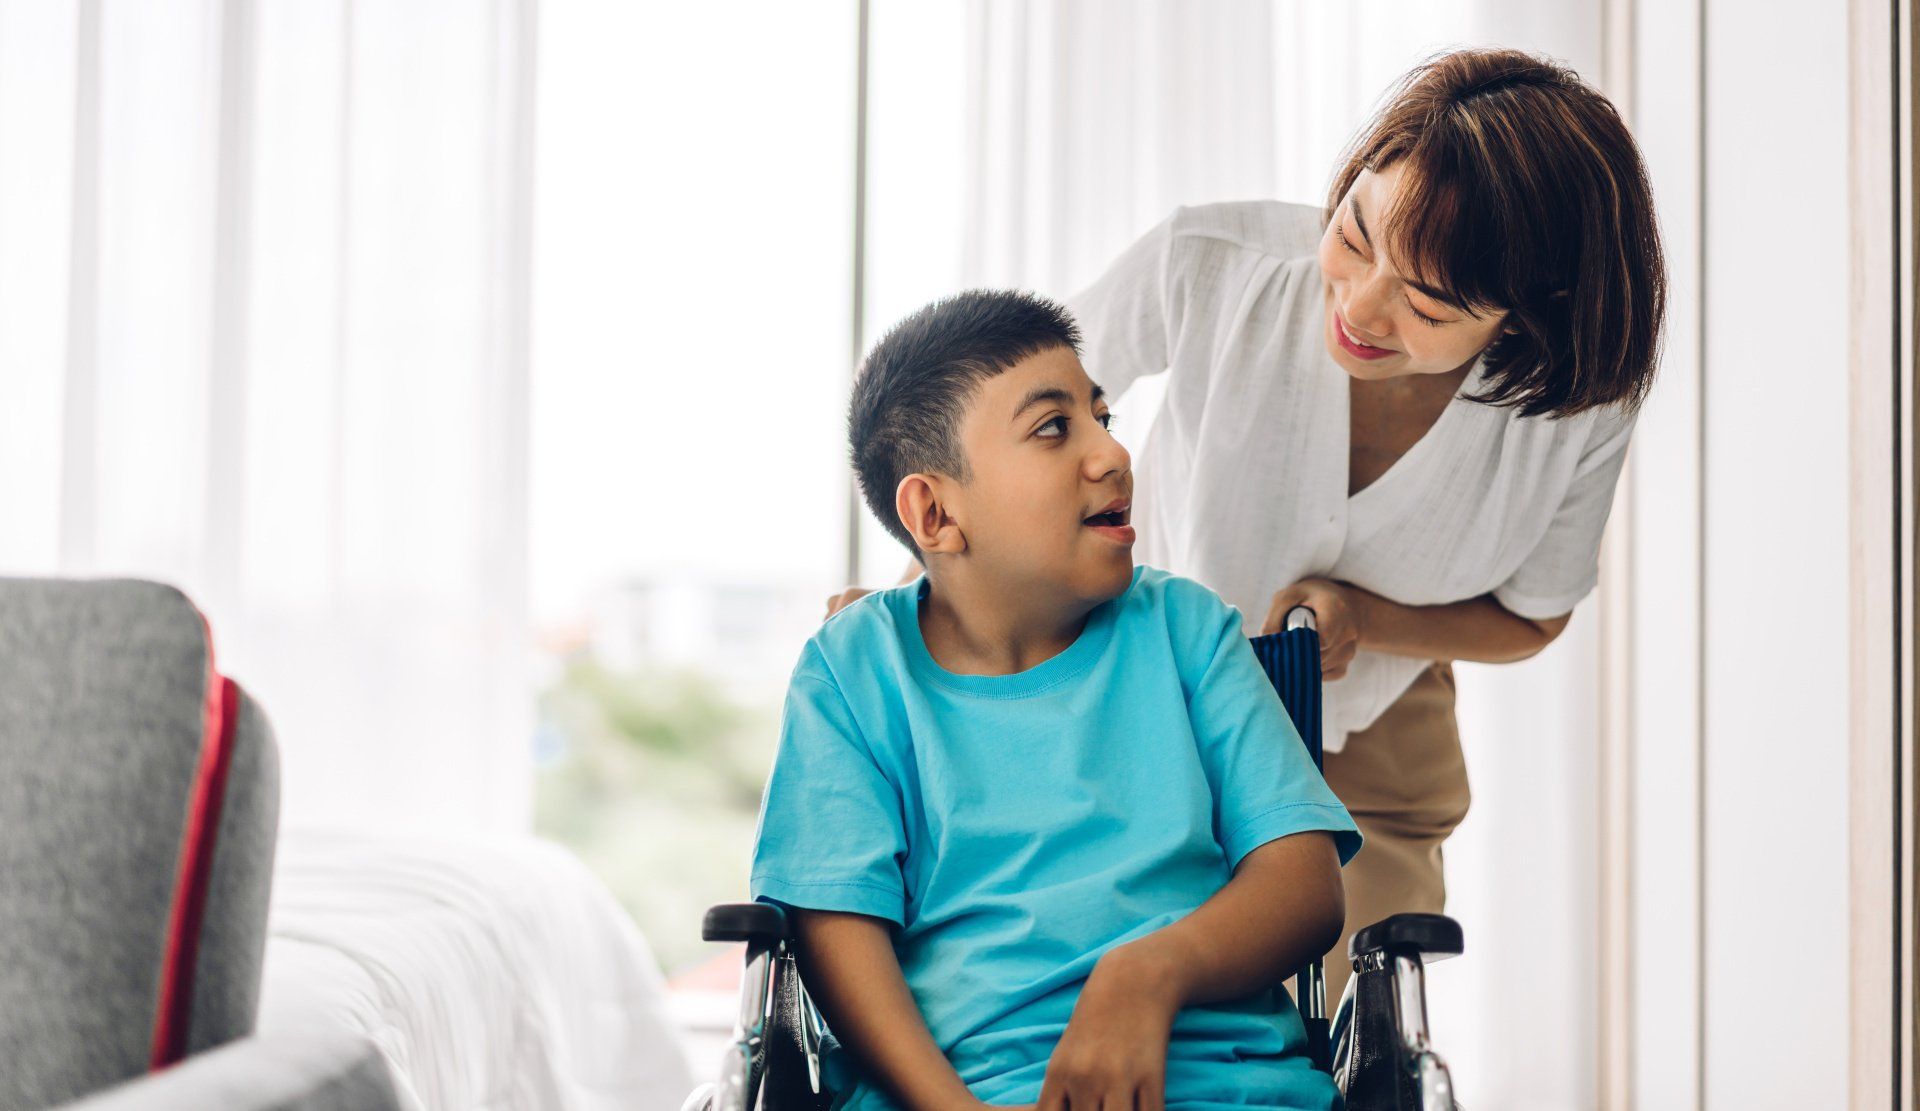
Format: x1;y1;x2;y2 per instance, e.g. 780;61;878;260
745;290;1363;1111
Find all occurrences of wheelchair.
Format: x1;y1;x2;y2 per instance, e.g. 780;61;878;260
685;608;1465;1111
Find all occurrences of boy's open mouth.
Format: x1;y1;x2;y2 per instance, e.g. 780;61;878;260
1082;498;1135;544
1082;497;1130;527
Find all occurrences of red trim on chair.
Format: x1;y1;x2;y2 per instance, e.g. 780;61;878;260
149;619;240;1070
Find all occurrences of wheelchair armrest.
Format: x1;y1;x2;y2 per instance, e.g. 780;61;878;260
1348;912;1463;965
703;901;792;944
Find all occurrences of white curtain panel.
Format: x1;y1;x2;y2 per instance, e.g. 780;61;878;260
0;0;535;834
961;0;1279;296
959;0;1561;295
959;3;1606;1107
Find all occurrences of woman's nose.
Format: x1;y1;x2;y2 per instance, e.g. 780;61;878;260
1342;272;1396;339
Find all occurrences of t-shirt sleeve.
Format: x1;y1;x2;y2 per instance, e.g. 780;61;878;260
749;661;909;925
1491;404;1639;621
1066;210;1182;402
1179;584;1362;869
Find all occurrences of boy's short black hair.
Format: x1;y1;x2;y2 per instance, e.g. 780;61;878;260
849;289;1082;555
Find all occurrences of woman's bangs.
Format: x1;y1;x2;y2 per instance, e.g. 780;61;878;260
1377;150;1506;318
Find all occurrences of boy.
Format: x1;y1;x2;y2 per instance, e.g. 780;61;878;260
750;291;1361;1111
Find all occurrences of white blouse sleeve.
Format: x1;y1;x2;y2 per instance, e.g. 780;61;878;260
1491;404;1639;621
1066;210;1182;402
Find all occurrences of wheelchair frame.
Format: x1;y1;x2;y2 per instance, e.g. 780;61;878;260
686;607;1464;1111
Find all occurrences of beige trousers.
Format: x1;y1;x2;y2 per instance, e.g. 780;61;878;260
1318;661;1471;1007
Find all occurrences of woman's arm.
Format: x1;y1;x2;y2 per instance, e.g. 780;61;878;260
789;908;983;1111
1352;589;1570;663
1260;577;1570;677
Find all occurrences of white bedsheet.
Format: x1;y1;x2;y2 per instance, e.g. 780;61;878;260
258;828;695;1111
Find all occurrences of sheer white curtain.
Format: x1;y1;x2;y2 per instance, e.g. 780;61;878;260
958;3;1605;1107
960;0;1564;294
0;0;535;834
961;0;1279;296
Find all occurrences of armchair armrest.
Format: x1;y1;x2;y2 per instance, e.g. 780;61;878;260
56;1026;402;1111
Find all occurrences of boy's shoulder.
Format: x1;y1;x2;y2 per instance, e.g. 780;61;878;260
1102;568;1258;703
1124;564;1228;609
1114;566;1244;649
790;567;1243;690
790;578;921;690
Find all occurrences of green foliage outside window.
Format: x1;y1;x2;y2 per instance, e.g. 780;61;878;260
535;657;778;975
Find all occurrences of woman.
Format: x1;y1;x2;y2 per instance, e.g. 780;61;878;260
830;47;1664;1005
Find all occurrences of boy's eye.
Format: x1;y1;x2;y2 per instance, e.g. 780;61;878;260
1037;412;1115;439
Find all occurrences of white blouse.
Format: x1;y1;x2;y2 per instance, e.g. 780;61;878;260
1067;201;1636;752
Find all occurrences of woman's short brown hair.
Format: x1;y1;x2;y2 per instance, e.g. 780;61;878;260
1327;48;1666;418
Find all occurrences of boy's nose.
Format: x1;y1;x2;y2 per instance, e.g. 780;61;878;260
1086;434;1131;481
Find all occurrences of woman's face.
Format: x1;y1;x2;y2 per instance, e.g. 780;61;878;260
1317;162;1509;382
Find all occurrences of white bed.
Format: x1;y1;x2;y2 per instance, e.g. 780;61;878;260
257;828;695;1111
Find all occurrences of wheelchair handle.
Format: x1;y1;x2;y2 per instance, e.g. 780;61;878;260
704;902;790;945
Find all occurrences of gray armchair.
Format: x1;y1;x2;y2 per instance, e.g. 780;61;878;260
57;1025;398;1111
0;579;399;1111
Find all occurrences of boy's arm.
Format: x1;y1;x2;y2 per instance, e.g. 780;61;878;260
790;908;985;1111
1100;830;1344;1007
1035;832;1341;1111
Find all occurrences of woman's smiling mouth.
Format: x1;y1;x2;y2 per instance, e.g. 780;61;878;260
1333;308;1398;361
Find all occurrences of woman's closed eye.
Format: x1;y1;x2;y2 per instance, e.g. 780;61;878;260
1335;221;1361;256
1337;220;1451;328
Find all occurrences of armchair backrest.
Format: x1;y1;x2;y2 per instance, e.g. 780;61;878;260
0;579;280;1110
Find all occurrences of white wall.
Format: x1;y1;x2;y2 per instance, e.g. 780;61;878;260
1630;0;1852;1105
1628;0;1706;1103
1699;0;1851;1102
1446;609;1601;1108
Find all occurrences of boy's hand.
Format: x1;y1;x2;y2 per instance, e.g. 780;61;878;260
1036;949;1182;1111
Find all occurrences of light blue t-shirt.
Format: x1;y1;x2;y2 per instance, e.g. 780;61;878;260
749;566;1361;1111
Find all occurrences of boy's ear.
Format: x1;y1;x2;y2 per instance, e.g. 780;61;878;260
895;473;966;556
